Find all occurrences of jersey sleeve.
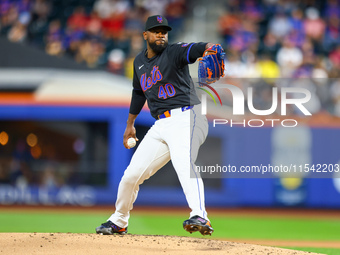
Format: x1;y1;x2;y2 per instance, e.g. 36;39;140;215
130;60;146;115
170;42;207;67
132;59;141;90
129;89;146;115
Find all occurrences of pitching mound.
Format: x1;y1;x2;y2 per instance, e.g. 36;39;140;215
0;233;321;255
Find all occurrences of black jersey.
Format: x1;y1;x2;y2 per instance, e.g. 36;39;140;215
131;42;206;119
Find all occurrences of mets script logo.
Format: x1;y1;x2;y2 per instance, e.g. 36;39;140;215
140;66;163;92
197;83;222;106
157;16;163;23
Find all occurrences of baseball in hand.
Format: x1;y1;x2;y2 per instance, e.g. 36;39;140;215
127;137;136;148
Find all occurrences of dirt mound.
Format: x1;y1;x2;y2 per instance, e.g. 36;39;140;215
0;233;322;255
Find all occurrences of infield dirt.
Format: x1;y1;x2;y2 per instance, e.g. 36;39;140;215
0;232;323;255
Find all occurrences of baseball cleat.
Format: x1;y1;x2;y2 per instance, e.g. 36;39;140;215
96;220;127;235
183;215;214;236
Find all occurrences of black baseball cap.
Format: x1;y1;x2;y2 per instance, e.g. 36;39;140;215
145;15;172;31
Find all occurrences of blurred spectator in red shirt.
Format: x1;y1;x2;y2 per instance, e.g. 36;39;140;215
86;11;102;37
329;45;340;69
303;7;325;42
67;6;89;31
102;12;125;38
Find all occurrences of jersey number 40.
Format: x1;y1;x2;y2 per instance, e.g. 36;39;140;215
158;84;176;99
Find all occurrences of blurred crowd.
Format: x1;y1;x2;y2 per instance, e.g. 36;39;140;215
0;0;186;77
1;0;340;116
219;0;340;116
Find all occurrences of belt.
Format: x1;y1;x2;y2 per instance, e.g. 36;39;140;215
158;106;193;119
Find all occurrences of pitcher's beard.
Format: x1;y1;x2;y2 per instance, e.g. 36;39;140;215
149;41;168;54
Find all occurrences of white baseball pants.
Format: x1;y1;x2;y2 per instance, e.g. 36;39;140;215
108;104;209;228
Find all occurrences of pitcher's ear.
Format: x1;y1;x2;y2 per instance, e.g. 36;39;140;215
143;31;147;40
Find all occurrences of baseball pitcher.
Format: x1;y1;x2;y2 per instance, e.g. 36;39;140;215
96;15;225;236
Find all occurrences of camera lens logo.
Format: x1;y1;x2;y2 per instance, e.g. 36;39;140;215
197;83;222;106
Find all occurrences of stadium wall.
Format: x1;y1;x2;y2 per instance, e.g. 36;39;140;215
0;104;339;208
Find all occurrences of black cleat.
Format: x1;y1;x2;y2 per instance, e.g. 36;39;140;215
96;220;127;235
183;215;214;236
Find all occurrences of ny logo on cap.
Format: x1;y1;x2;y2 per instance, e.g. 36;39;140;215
157;16;163;23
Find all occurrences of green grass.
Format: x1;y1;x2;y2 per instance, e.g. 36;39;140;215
132;214;340;241
1;211;339;241
0;211;105;233
1;210;339;255
206;215;340;241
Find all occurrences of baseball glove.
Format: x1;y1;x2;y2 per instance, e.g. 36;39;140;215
198;44;225;85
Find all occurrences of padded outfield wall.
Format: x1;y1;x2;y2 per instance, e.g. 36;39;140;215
0;104;339;208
